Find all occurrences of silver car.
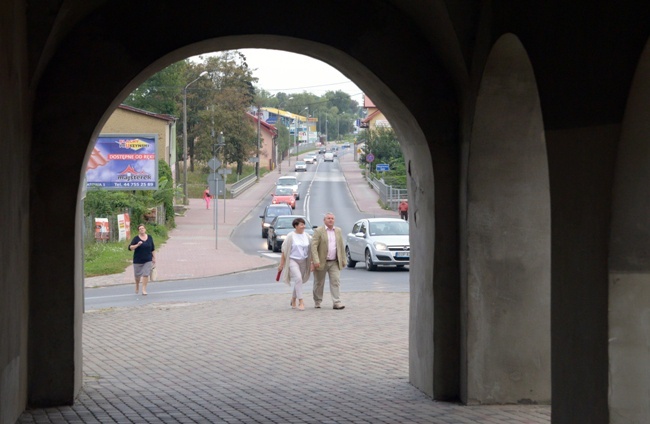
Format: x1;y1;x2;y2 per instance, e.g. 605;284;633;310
276;176;301;200
345;218;410;270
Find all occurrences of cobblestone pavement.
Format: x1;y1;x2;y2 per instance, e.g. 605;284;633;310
19;293;550;423
21;151;551;423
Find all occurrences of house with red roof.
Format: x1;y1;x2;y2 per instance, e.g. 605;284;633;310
360;96;391;130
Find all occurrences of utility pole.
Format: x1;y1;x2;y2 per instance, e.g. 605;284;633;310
256;107;261;180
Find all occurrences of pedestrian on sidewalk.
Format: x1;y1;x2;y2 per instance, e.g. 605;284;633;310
398;199;409;221
203;186;211;209
128;223;156;295
278;217;312;311
311;212;347;310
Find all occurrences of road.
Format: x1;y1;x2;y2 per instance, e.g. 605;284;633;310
84;147;410;311
234;148;383;257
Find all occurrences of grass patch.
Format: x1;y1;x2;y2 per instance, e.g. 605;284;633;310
84;242;134;277
84;226;169;277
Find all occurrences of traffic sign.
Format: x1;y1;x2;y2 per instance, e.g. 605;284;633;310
218;168;232;175
208;158;221;170
376;163;390;172
207;174;224;196
366;153;375;163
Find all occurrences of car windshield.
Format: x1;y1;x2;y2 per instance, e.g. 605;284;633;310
274;217;296;229
368;221;409;236
296;161;305;165
275;217;312;229
275;188;293;196
278;177;297;186
267;207;289;217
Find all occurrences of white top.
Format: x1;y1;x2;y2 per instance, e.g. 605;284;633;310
289;232;310;260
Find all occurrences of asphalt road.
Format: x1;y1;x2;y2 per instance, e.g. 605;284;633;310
84;148;410;311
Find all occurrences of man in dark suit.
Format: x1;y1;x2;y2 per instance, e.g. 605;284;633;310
310;212;347;309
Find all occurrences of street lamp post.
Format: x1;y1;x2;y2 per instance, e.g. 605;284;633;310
256;107;262;180
301;107;308;158
183;70;208;205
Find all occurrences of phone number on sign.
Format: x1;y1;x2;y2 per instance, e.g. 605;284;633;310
114;182;155;187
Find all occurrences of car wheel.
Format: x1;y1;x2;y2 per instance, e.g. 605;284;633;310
262;229;267;238
346;247;357;268
365;249;377;271
272;241;280;253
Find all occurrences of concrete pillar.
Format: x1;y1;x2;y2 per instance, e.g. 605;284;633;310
609;38;650;423
465;34;551;404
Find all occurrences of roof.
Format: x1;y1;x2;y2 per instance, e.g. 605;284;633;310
363;96;376;108
246;112;278;137
118;104;177;122
361;109;382;123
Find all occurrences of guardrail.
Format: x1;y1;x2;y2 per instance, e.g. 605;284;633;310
369;175;407;210
229;173;257;198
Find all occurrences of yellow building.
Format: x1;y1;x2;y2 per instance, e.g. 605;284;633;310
100;104;177;170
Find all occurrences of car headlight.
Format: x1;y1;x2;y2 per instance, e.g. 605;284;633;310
373;242;388;251
279;234;287;240
263;223;271;228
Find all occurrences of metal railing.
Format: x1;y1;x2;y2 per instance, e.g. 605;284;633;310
368;175;408;210
229;173;257;198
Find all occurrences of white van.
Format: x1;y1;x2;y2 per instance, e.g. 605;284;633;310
324;152;334;162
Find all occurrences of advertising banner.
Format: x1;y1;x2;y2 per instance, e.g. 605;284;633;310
94;218;110;241
117;213;131;241
86;134;158;190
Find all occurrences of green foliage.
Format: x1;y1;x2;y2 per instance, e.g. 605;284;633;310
188;53;259;167
123;61;187;116
357;127;407;188
358;127;403;166
155;160;177;227
275;121;291;159
84;161;177;230
84;242;134;277
84;224;169;278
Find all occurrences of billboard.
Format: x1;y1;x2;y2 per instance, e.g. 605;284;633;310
86;134;158;190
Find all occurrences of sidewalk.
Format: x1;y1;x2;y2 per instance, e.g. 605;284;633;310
85;149;390;288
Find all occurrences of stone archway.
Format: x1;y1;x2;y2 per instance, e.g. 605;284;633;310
609;37;650;423
464;33;551;404
27;2;460;407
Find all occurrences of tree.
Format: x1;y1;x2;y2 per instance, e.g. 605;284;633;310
359;127;403;167
123;61;187;116
275;121;291;161
186;52;259;170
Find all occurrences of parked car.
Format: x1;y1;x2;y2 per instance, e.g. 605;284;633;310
267;215;317;252
345;218;410;270
276;176;301;200
323;152;334;162
259;204;292;238
294;160;307;172
271;187;296;209
342;142;350;149
303;155;317;164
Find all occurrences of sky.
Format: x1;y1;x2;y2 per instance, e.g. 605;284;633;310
237;49;364;105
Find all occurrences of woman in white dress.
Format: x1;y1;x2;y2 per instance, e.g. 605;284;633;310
278;217;313;311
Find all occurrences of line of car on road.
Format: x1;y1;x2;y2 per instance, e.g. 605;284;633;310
260;147;411;270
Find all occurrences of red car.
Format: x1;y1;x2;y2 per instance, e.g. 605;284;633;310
272;187;296;209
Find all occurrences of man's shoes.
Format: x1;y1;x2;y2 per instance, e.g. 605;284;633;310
333;304;345;310
314;303;321;309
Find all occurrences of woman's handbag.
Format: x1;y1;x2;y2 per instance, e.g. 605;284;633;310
150;265;158;281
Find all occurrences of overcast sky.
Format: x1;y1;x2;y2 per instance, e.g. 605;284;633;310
238;49;364;104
